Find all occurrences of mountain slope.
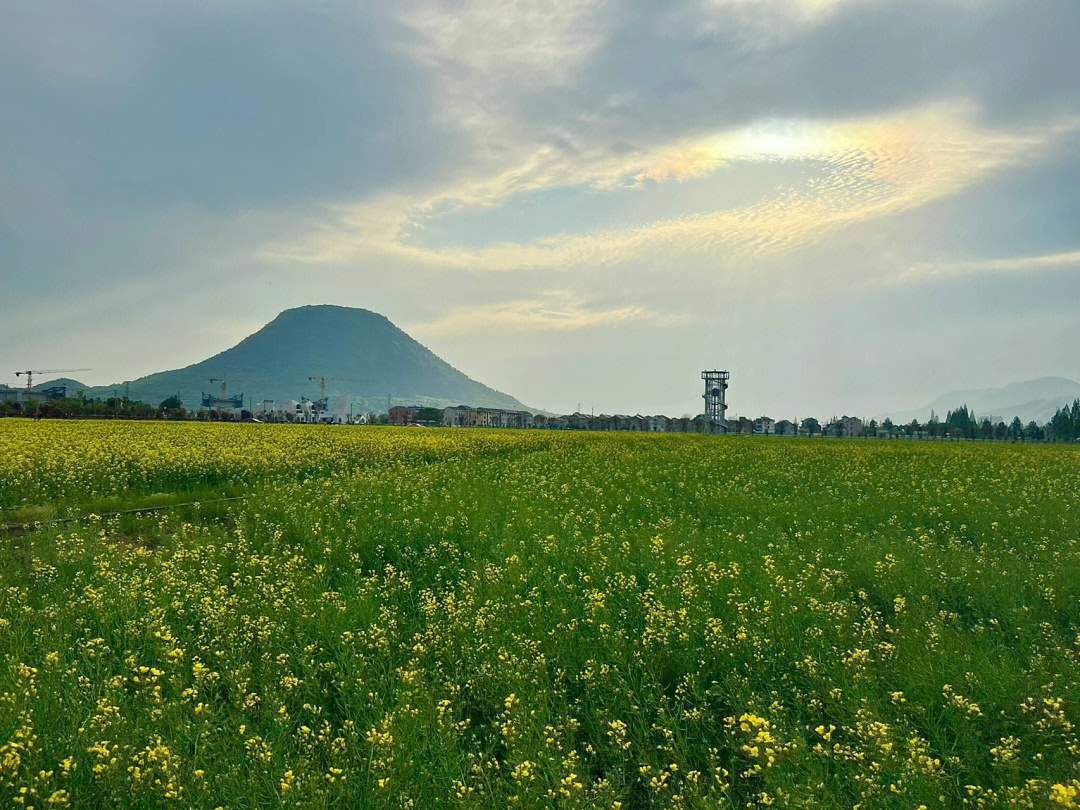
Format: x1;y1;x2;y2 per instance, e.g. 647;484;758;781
884;376;1080;424
86;305;527;411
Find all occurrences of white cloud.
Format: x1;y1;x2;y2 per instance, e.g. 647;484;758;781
901;249;1080;281
259;103;1077;274
408;292;688;337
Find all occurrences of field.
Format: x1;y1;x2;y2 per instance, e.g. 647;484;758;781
1;421;1079;810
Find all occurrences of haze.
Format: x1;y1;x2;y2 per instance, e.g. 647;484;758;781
3;1;1078;417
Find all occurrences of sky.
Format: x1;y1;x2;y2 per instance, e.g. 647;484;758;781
2;0;1079;418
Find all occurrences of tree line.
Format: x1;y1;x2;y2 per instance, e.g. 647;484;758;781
2;394;198;421
1049;399;1080;442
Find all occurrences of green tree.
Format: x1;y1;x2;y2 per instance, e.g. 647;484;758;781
416;407;444;426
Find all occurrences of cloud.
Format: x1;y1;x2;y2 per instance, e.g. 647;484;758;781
901;250;1080;282
260;103;1076;272
408;292;688;337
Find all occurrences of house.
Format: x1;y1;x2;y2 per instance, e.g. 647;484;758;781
775;419;797;436
443;405;473;427
736;416;754;434
565;412;589;431
501;410;533;429
594;414;615;431
823;415;862;437
389;405;418;426
472;407;501;428
838;415;863;437
273;399;303;422
648;415;670;432
753;416;775;435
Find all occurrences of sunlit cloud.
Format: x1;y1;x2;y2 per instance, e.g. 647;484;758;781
261;103;1076;273
408;292;689;337
900;249;1080;282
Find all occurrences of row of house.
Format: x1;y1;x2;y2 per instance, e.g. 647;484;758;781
390;405;729;434
730;415;864;437
257;399;864;437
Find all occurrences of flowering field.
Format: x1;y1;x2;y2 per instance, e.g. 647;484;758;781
1;421;1079;809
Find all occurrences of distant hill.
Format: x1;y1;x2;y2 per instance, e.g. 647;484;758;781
883;376;1080;425
31;378;91;395
77;305;527;412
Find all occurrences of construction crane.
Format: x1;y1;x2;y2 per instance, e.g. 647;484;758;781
14;368;91;390
308;376;367;412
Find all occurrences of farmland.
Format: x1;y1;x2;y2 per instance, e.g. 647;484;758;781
1;421;1079;809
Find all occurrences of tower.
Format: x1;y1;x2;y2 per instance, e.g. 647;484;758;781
702;370;729;423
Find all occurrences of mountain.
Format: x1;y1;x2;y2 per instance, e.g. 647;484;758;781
82;305;528;412
883;376;1080;425
31;378;91;395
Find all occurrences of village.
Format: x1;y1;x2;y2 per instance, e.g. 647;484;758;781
383;403;866;437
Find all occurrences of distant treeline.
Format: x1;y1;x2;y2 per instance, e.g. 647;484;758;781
2;395;221;421
1049;399;1080;442
872;401;1078;442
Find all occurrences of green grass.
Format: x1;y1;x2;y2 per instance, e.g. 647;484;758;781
0;422;1078;808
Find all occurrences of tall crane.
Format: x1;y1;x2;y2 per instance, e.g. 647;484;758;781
14;369;91;390
308;376;367;412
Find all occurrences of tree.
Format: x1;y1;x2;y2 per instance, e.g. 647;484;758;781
927;412;941;438
160;395;183;410
800;417;820;435
1010;416;1023;440
881;417;894;437
945;405;977;439
416;407;443;426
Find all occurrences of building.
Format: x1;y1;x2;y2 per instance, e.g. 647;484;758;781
775;419;797;436
838;415;863;437
648;415;671;432
443;405;472;427
753;416;775;435
389;405;418;426
501;410;534;429
472;407;501;428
